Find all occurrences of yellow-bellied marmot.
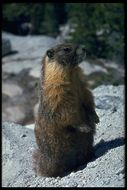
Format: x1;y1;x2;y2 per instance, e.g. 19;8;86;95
33;43;99;177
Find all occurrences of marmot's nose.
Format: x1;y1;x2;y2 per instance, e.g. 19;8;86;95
76;45;86;55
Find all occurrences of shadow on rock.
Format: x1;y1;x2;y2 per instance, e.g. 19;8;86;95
93;137;125;159
69;137;125;174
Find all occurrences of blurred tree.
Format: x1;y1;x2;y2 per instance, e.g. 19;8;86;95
2;3;67;36
2;3;124;62
2;3;45;35
39;3;58;36
39;3;67;36
28;3;45;34
2;3;29;34
54;3;67;25
66;3;124;62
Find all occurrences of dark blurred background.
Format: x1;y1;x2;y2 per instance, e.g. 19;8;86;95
2;3;125;125
2;3;124;62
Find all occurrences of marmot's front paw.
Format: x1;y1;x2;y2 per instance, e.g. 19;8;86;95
73;123;92;133
78;125;92;133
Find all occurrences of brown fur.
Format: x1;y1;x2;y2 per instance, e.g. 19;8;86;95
33;43;99;177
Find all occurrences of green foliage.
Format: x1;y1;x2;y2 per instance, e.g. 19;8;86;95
2;3;124;61
2;3;59;35
3;3;28;21
39;4;59;36
66;3;124;62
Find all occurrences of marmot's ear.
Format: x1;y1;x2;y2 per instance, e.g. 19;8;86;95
47;49;54;59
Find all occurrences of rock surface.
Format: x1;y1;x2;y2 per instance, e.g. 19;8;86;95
2;85;125;187
2;32;57;125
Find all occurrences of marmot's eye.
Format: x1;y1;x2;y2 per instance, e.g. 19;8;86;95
63;47;71;52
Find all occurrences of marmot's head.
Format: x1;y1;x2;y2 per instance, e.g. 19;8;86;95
46;43;86;67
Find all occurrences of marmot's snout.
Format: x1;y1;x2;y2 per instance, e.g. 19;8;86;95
75;45;86;63
76;45;86;55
